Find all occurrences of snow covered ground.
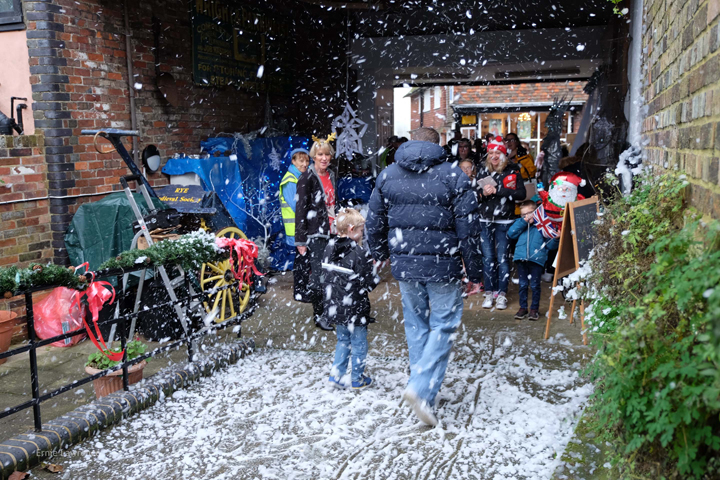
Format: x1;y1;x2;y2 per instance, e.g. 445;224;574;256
46;330;591;480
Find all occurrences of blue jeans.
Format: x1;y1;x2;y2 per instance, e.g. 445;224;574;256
331;324;368;383
479;222;512;294
516;261;544;310
398;280;463;406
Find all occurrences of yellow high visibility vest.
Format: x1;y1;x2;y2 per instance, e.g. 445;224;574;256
279;170;298;237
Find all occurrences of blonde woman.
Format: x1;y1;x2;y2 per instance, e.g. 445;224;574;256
475;136;526;310
295;133;337;331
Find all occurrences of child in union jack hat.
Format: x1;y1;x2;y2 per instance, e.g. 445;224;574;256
507;201;560;321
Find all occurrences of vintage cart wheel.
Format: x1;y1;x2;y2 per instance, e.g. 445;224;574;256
200;227;252;323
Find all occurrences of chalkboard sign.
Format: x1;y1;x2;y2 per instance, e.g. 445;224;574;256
544;196;599;342
570;198;599;264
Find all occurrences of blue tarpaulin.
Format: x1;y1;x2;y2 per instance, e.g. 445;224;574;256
163;136;311;271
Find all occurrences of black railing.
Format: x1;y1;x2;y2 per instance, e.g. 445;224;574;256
0;263;253;432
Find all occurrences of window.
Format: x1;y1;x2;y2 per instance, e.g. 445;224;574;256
423;89;431;112
434;86;442;109
0;0;23;31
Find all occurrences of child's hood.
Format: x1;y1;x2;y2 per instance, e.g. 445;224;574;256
328;237;357;263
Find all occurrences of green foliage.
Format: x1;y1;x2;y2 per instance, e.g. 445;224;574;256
0;263;86;296
99;230;225;273
85;339;148;370
585;171;720;478
607;0;626;15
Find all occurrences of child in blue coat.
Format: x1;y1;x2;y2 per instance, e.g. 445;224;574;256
507;201;559;320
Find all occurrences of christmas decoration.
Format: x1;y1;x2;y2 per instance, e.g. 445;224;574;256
72;276;122;361
331;103;367;159
537;171;585;237
215;237;262;289
99;229;224;272
0;264;87;297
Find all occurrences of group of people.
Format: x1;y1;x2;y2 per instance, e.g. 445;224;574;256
278;127;577;426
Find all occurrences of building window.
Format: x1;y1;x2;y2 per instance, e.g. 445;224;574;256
0;0;23;31
434;86;442;109
423;89;431;112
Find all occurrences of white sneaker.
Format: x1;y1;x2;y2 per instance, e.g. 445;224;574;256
496;294;508;310
541;273;553;283
482;293;494;309
403;388;438;427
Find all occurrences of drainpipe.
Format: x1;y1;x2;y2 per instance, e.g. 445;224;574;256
124;0;139;165
419;91;424;127
627;0;644;146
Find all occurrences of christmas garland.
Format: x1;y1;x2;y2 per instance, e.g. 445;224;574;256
0;230;228;298
0;264;87;298
98;229;225;272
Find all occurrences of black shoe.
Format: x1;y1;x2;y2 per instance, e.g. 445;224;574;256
514;308;528;319
315;318;334;331
528;309;540;321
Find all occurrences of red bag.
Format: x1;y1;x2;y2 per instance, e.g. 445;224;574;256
34;287;87;347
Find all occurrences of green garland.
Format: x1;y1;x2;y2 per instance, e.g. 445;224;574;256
0;230;228;297
98;230;226;273
0;263;87;297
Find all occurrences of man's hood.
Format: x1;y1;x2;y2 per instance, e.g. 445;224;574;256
395;141;446;173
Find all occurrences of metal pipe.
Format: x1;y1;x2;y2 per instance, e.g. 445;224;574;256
627;0;644;145
0;190;122;206
124;0;139;166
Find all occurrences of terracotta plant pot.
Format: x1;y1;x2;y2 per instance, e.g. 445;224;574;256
84;360;147;398
0;311;18;366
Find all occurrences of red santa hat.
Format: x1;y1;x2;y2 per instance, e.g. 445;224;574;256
487;136;507;155
550;171;586;190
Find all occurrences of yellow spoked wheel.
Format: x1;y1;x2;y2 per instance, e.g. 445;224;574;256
200;227;252;323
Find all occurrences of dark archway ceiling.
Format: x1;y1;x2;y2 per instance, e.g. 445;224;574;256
296;0;616;37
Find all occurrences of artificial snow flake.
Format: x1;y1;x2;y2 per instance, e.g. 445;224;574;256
331;102;368;159
267;144;282;171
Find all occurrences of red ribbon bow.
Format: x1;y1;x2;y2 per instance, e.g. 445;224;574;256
70;263;123;362
215;237;263;289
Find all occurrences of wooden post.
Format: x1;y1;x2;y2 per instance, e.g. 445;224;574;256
580;299;587;345
569;299;577;325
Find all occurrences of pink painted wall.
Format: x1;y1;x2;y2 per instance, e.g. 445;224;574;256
0;30;34;134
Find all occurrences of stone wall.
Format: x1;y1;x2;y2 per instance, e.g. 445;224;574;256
642;0;720;217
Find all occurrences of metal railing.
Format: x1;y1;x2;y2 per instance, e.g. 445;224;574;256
0;263;254;432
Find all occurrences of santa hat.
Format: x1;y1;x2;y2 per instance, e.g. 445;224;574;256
487;136;507;155
550;171;586;189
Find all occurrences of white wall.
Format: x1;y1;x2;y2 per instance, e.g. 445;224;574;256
393;87;412;139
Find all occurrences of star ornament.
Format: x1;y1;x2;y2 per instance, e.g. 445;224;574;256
332;102;368;159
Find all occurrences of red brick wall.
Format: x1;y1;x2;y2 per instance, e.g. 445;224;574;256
410;87;451;132
20;0;292;265
0;133;53;341
0;134;52;268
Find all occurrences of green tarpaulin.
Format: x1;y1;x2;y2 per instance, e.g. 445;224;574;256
65;192;165;271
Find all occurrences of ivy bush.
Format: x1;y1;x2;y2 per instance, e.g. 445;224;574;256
584;171;720;478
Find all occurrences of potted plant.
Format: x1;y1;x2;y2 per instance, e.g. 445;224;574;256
0;309;18;366
84;339;148;398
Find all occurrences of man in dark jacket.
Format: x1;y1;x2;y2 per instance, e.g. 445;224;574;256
366;127;478;426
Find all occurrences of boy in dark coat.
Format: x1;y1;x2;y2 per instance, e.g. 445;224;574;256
507;201;559;320
324;208;381;390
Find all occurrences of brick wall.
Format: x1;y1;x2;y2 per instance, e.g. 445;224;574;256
410;82;588;134
410;86;451;132
21;0;288;265
642;0;720;218
0;133;53;341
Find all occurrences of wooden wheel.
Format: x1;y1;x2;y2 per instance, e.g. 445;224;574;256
200;227;252;323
